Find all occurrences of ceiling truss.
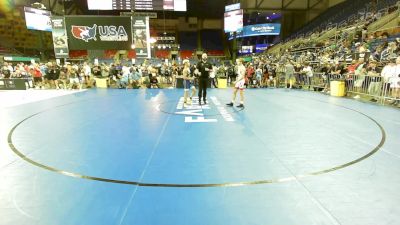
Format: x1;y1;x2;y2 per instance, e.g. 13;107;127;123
242;0;329;12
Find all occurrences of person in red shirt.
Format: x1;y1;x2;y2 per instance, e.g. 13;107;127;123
347;60;359;76
345;60;359;91
246;64;255;88
33;65;43;89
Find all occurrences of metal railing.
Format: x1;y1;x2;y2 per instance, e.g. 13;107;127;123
301;73;400;106
262;71;398;107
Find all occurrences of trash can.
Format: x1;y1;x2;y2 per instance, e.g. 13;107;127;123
217;77;227;88
95;78;108;88
330;81;345;97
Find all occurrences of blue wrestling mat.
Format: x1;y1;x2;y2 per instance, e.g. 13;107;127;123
1;88;399;225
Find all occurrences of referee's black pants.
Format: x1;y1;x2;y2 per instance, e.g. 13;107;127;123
198;78;208;102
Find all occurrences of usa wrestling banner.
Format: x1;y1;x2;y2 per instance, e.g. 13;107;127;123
65;16;132;50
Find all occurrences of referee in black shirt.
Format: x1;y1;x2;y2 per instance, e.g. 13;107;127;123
196;53;212;105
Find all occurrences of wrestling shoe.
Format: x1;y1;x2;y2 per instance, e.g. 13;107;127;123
237;104;244;108
226;103;233;107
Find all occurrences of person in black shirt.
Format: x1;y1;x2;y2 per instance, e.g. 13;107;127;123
92;64;102;77
46;62;60;89
227;65;235;85
150;73;159;89
195;53;212;105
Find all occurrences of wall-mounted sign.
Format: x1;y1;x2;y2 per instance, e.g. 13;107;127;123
133;16;151;58
65;16;132;50
225;3;240;12
155;36;176;41
120;12;158;18
51;16;69;58
228;23;281;40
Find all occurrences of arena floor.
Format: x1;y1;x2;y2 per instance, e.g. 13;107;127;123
0;88;399;225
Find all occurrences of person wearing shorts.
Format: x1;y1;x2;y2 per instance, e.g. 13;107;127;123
226;58;246;108
33;64;43;89
255;66;262;88
58;65;69;89
68;66;82;90
46;62;60;89
182;60;196;105
285;61;295;89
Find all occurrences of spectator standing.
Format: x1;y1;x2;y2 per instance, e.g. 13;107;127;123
367;61;382;102
33;64;43;89
83;62;91;87
284;61;295;89
255;66;263;88
246;63;255;88
302;62;314;90
210;64;218;88
1;63;11;78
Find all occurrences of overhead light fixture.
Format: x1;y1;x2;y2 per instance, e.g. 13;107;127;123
149;37;157;44
32;2;46;9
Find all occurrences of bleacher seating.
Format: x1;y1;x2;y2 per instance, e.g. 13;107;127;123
0;7;53;56
155;50;170;59
180;50;194;59
287;0;398;42
206;50;225;57
179;32;197;50
200;30;223;51
0;45;21;56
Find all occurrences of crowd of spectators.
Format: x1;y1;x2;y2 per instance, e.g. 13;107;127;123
0;59;239;90
238;3;400;107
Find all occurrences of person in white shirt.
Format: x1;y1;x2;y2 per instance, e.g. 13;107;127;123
392;57;400;105
117;64;131;88
7;64;14;73
381;58;400;105
121;64;130;77
210;65;218;88
83;62;91;86
226;58;246;108
302;62;313;90
255;66;262;87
